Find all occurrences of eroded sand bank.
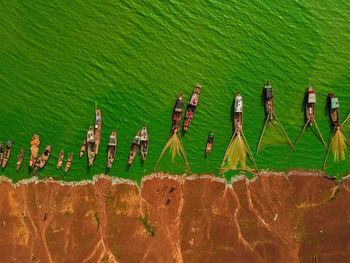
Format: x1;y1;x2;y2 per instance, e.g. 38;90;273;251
0;170;349;263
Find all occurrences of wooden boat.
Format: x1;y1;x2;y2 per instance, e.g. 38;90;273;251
234;92;243;134
16;148;24;171
64;152;73;173
264;82;274;120
172;94;184;132
57;149;64;170
29;134;40;168
183;85;201;131
94;107;102;154
329;93;339;128
80;138;87;158
205;131;215;158
0;142;4;166
87;126;95;166
128;131;141;165
2;140;13;168
34;145;51;174
107;131;117;168
306;86;316;123
140;126;149;161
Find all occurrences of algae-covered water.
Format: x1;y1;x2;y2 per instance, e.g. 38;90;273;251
0;0;349;183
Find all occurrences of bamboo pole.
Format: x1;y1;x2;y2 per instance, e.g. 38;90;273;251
342;113;350;127
153;132;173;173
256;113;272;154
220;131;237;168
273;113;293;148
178;132;192;175
292;120;310;151
241;131;259;175
322;128;336;171
313;120;328;150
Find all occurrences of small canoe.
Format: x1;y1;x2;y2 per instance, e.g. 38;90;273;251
234;92;243;134
306;86;316;123
2;140;13;168
30;134;40;168
80;138;87;158
128;131;141;165
107;131;117;169
87;126;95;166
264;82;274;120
64;152;73;173
16;148;24;171
57;149;64;170
0;142;4;166
329;93;339;127
94;107;102;154
140;126;149;161
34;145;51;174
205;131;215;158
172;94;184;133
183;85;201;131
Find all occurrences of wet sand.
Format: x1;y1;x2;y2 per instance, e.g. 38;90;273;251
0;170;349;262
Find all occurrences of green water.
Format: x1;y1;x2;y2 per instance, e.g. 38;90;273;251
0;0;349;183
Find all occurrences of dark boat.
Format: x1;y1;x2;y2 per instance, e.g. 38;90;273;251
107;131;117;168
87;126;95;166
64;152;73;173
0;142;3;165
234;92;243;134
95;107;102;154
34;145;51;174
183;85;201;131
306;86;316;123
80;138;87;158
264;82;274;120
57;149;64;170
140;126;149;161
29;134;40;168
2;140;13;168
128;131;141;165
16;148;24;171
205;131;215;158
329;93;339;128
172;94;184;132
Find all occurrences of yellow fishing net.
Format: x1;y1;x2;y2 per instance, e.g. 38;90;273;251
330;129;350;161
164;133;185;161
259;121;290;150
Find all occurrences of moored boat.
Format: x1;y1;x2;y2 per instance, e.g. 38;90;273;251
128;131;141;165
16;148;24;171
183;85;201;131
107;131;117;168
80;138;87;158
2;140;13;168
95;107;102;154
329;93;339;128
34;145;51;174
0;142;4;166
87;126;95;166
306;86;316;123
264;82;274;120
205;131;215;158
172;94;184;132
140;126;149;161
234;92;243;134
57;149;64;170
64;152;73;173
29;134;40;168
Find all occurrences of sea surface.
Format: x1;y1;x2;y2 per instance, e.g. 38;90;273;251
0;0;349;183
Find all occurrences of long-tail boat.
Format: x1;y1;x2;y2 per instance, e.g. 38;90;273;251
205;131;215;158
87;126;95;166
94;105;102;154
107;131;117;168
329;93;339;128
0;142;3;165
34;145;51;174
183;85;201;131
64;152;73;173
2;140;13;168
293;86;327;150
80;138;87;158
264;82;274;120
16;148;24;171
128;131;141;165
57;149;64;170
29;134;40;168
140;126;149;161
172;94;184;132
